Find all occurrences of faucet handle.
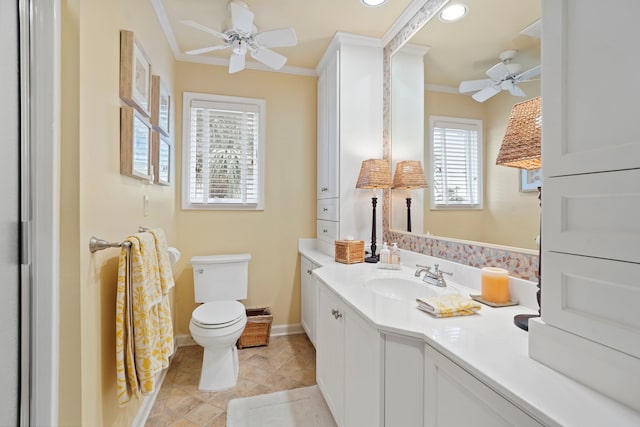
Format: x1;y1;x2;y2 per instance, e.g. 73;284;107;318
433;264;453;276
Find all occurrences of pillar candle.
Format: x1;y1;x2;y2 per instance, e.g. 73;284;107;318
481;267;510;303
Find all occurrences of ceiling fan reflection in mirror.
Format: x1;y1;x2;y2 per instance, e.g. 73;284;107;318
459;50;541;102
181;0;297;73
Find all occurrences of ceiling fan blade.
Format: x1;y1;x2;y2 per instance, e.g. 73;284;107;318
486;61;508;81
230;1;255;34
509;85;526;97
515;65;542;82
185;45;229;55
229;51;246;74
250;47;287;70
255;27;298;48
459;79;492;93
472;86;500;102
181;20;229;41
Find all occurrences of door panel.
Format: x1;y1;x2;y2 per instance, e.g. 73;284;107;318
0;1;21;425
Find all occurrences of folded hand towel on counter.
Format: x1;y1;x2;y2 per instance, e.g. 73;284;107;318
416;294;481;318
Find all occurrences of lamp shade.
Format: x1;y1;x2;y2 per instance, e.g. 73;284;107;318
356;159;392;189
496;96;541;170
392;160;428;190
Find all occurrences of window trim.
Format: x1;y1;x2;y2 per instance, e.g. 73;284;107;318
181;92;266;210
428;115;483;210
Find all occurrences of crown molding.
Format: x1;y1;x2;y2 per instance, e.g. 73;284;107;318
424;83;460;94
316;31;382;74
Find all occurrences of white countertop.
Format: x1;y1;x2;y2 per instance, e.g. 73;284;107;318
299;243;640;427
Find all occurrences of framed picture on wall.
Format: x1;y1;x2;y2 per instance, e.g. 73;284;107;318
121;106;153;181
151;75;171;136
520;168;541;192
120;30;152;117
152;131;171;185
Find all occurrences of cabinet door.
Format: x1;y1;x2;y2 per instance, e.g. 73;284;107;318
317;51;339;199
542;0;640;177
316;284;344;425
424;345;542;427
344;306;382;427
384;334;425;427
300;256;318;347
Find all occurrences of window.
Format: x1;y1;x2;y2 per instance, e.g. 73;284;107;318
182;92;265;210
429;116;482;209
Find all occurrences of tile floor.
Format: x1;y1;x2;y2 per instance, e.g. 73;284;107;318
145;334;317;427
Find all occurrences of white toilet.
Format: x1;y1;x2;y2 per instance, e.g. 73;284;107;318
190;253;251;392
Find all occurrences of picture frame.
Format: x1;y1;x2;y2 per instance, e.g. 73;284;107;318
520;168;542;193
152;131;171;186
120;106;153;181
120;30;152;117
151;75;171;136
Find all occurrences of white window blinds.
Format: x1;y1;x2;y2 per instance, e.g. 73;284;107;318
429;117;482;209
182;93;265;210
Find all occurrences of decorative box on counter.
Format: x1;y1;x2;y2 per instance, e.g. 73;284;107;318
335;240;365;264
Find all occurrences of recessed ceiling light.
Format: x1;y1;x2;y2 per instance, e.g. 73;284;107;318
361;0;388;7
439;3;468;22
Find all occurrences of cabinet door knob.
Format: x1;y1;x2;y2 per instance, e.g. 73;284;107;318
323;229;328;233
331;309;342;319
321;187;328;192
306;269;313;275
323;208;329;212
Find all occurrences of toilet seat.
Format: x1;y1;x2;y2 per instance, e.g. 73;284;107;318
191;301;246;329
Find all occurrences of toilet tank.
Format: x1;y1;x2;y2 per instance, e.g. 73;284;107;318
191;254;251;302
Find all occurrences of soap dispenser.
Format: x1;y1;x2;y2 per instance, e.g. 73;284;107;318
379;242;390;264
391;243;400;265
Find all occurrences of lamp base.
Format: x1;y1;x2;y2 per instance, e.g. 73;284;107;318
514;314;540;332
365;255;378;263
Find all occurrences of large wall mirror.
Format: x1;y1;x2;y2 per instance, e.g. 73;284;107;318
389;0;541;252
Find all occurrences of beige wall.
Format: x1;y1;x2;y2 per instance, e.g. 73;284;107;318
421;84;540;249
60;0;176;425
172;62;317;337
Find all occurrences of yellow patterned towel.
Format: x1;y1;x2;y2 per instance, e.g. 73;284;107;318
416;294;481;318
115;232;174;407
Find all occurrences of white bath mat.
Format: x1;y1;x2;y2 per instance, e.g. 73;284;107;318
226;385;337;427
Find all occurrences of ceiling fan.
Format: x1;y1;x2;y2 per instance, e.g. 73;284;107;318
181;0;297;73
459;50;541;102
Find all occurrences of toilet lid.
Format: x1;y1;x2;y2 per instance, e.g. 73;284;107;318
192;301;245;327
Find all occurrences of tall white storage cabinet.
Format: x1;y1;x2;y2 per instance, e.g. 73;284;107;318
315;33;384;256
529;0;640;412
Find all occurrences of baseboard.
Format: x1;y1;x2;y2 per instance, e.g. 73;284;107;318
175;334;197;347
270;323;304;337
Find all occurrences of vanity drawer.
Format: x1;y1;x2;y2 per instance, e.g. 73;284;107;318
317;198;339;221
542;251;640;358
542;169;640;263
317;220;339;243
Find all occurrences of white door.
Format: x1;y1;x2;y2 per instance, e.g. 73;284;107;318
0;1;21;424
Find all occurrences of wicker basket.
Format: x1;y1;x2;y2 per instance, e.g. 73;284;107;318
237;307;273;349
335;240;365;264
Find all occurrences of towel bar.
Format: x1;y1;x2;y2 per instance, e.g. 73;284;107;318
89;237;132;253
89;227;151;253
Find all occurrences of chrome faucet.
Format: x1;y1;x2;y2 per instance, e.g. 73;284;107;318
414;263;453;287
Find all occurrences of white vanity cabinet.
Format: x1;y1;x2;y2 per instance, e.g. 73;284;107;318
300;255;319;347
315;32;383;254
424;345;543;427
316;281;382;427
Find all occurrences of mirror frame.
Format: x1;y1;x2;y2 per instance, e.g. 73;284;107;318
381;0;539;280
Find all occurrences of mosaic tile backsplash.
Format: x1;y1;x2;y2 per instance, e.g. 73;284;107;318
381;0;539;281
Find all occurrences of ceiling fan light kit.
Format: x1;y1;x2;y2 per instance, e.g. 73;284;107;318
361;0;388;7
181;1;297;74
458;50;541;102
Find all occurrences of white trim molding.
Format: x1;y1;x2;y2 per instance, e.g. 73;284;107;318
424;83;459;94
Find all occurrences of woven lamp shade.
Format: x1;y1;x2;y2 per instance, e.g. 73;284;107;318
393;160;428;190
496;96;541;170
356;159;392;189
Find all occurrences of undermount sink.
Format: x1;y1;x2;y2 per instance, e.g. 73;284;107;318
362;275;452;301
